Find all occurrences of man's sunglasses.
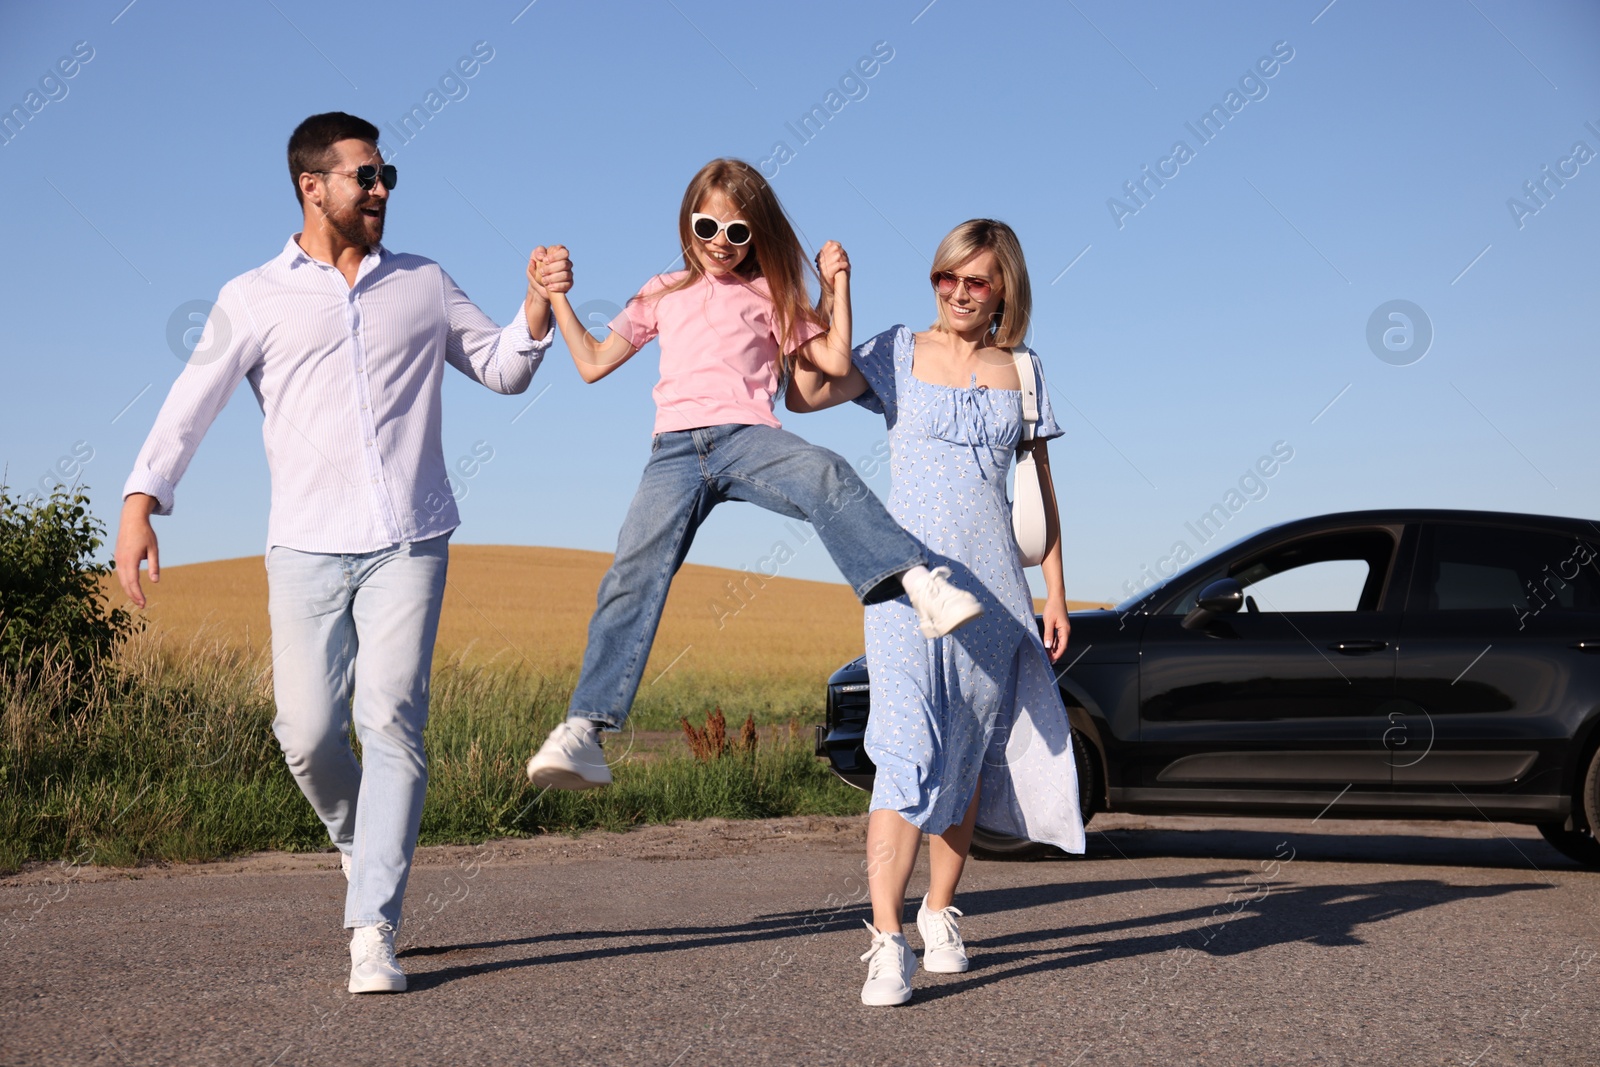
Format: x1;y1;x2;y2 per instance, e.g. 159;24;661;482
317;164;398;191
691;213;751;246
930;271;994;300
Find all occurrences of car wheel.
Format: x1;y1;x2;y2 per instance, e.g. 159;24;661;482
1538;744;1600;868
1536;822;1600;867
970;727;1100;862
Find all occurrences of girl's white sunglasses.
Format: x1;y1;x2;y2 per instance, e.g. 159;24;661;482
691;213;752;246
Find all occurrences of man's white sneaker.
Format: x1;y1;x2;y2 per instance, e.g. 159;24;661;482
339;852;352;882
526;720;612;790
348;922;406;994
859;922;916;1006
916;896;969;973
906;566;983;639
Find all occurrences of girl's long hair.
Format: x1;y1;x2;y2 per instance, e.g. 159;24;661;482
928;219;1033;349
652;159;824;370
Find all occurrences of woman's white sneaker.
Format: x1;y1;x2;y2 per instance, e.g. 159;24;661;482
859;922;917;1006
526;720;611;790
916;896;970;973
349;922;406;993
904;566;983;639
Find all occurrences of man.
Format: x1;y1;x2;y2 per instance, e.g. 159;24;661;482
114;112;569;993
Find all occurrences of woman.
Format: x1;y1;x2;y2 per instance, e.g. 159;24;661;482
788;219;1085;1006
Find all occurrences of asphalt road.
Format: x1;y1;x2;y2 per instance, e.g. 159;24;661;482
5;812;1599;1066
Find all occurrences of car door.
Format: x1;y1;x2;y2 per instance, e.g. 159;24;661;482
1392;521;1600;817
1130;525;1404;808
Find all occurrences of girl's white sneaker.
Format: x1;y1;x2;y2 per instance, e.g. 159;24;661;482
916;896;970;973
526;720;611;790
859;922;917;1006
904;566;983;639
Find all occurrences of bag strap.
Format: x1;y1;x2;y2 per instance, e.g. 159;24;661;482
1012;347;1038;446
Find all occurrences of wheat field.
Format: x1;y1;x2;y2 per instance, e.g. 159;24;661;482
114;545;865;679
111;545;1110;718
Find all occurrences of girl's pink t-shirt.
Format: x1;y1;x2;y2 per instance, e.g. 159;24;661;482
608;270;825;434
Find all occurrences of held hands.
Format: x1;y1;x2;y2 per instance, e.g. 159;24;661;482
1042;594;1071;662
527;245;573;303
801;239;854;378
816;240;850;302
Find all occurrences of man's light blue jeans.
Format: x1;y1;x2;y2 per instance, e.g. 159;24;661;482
569;424;925;728
266;533;449;929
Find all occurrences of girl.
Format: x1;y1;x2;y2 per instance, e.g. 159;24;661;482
525;159;983;790
788;219;1086;1005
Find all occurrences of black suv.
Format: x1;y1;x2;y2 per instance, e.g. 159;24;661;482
816;510;1600;864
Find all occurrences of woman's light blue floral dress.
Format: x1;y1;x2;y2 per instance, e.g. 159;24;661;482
853;325;1085;852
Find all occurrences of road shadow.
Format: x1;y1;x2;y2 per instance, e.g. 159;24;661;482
903;875;1550;1005
400;867;1550;994
1057;825;1586;872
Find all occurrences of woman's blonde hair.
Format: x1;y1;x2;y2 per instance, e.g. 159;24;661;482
928;219;1032;349
648;159;824;369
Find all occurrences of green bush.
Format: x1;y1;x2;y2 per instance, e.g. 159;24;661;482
0;485;138;680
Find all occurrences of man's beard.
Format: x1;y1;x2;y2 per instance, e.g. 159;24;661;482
322;198;383;247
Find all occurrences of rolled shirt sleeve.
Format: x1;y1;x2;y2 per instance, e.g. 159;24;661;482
123;281;262;515
442;268;555;394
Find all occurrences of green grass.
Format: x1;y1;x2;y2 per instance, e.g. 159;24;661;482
0;636;866;874
539;661;840;734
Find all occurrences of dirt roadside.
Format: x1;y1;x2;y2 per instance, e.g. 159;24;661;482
0;810;1553;887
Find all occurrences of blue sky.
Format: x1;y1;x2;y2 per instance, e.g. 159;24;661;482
3;0;1597;604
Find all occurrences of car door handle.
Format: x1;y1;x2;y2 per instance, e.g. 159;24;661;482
1573;641;1600;653
1330;639;1388;654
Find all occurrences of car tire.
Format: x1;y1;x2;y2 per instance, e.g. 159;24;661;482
1537;744;1600;868
1536;822;1600;867
970;727;1100;862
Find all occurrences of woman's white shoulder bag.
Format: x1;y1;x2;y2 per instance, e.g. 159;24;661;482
1011;347;1049;567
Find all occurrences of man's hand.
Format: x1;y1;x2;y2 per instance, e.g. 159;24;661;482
114;494;160;609
526;246;553;303
526;245;572;338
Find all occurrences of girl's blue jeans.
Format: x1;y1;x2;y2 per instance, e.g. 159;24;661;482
569;423;926;728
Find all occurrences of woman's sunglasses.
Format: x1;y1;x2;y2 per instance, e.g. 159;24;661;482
691;213;752;246
931;271;993;300
317;164;398;191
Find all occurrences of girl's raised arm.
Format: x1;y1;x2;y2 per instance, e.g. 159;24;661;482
795;240;852;378
530;245;639;384
786;353;868;413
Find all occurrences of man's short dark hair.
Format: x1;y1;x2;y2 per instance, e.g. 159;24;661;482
287;112;380;205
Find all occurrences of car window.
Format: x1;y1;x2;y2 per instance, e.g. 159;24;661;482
1167;528;1396;614
1418;524;1600;611
1240;559;1371;612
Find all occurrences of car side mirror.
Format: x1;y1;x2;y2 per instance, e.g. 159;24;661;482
1182;578;1245;630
